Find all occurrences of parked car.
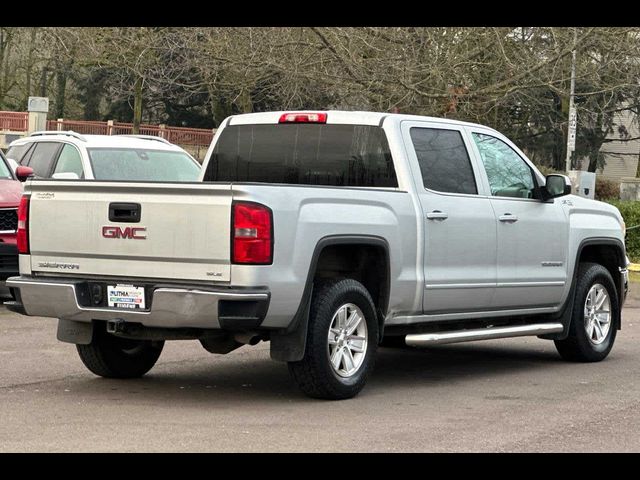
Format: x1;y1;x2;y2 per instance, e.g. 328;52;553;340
6;131;201;182
0;150;33;285
6;111;628;400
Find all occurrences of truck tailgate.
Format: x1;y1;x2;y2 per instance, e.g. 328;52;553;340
27;181;232;282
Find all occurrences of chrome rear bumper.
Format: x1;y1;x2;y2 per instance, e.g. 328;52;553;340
6;276;269;329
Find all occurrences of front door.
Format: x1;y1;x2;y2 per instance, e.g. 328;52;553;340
402;121;497;314
468;130;569;309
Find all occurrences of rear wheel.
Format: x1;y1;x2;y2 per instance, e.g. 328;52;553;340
554;262;618;362
288;279;378;400
77;325;164;378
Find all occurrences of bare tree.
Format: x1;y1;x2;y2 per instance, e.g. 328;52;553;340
3;26;639;174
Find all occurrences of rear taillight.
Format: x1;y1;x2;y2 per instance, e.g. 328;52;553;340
17;195;30;254
232;202;273;265
278;112;327;124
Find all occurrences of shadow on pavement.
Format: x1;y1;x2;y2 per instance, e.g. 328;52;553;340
57;340;565;403
371;342;562;386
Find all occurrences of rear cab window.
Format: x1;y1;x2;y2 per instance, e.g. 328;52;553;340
204;123;398;187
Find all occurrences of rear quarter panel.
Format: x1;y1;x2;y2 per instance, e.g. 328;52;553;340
229;184;419;328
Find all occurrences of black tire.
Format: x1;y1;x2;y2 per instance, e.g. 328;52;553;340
76;325;164;378
554;262;618;362
288;279;378;400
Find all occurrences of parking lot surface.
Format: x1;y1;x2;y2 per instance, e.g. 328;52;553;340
1;285;640;452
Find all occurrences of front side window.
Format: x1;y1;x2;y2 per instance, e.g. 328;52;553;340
204;124;397;187
87;148;201;182
53;144;84;178
472;133;536;199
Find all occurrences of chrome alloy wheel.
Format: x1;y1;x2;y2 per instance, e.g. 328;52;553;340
584;283;611;345
327;303;368;378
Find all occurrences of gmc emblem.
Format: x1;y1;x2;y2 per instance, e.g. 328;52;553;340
102;226;147;240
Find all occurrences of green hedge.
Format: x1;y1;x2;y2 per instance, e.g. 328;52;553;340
605;200;640;262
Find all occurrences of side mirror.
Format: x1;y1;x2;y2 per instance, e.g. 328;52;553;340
51;172;80;180
544;174;572;200
15;166;34;183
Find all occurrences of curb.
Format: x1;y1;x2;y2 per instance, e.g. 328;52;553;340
629;263;640;272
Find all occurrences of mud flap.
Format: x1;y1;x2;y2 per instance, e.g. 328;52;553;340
270;291;312;362
57;319;93;345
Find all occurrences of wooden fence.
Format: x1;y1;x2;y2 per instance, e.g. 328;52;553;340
46;119;215;147
0;111;29;131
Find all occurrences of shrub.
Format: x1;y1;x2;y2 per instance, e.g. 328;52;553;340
595;177;620;201
605;200;640;262
533;167;620;201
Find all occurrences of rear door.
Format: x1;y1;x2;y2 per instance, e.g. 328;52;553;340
27;181;233;282
401;121;497;314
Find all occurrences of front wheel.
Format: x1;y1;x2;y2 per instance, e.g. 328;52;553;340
288;279;378;400
77;325;164;378
554;262;619;362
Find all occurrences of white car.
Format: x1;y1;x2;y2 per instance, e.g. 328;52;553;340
6;131;201;182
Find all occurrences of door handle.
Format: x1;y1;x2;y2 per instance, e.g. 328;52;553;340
426;210;448;220
109;203;141;223
498;213;518;223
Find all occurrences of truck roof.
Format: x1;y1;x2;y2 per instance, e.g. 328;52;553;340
227;110;498;132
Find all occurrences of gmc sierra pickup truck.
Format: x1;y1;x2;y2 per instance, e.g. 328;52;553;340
6;111;629;400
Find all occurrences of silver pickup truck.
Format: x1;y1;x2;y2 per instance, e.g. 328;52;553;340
6;111;629;400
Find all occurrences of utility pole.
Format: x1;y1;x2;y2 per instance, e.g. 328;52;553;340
565;28;578;173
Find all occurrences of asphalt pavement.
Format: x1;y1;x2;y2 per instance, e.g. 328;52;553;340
1;285;640;452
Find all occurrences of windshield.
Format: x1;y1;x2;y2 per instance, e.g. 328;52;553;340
87;148;201;182
0;152;13;179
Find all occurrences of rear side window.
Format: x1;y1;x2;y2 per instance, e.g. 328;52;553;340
204;124;397;187
410;127;477;195
27;142;61;177
53;144;84;178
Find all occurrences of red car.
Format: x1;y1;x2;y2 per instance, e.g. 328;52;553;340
0;150;31;283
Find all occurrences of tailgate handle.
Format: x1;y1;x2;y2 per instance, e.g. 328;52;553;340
109;203;141;223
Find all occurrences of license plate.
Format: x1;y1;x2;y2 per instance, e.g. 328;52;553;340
107;284;146;309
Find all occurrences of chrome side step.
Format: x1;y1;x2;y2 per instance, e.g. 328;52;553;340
405;323;563;347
